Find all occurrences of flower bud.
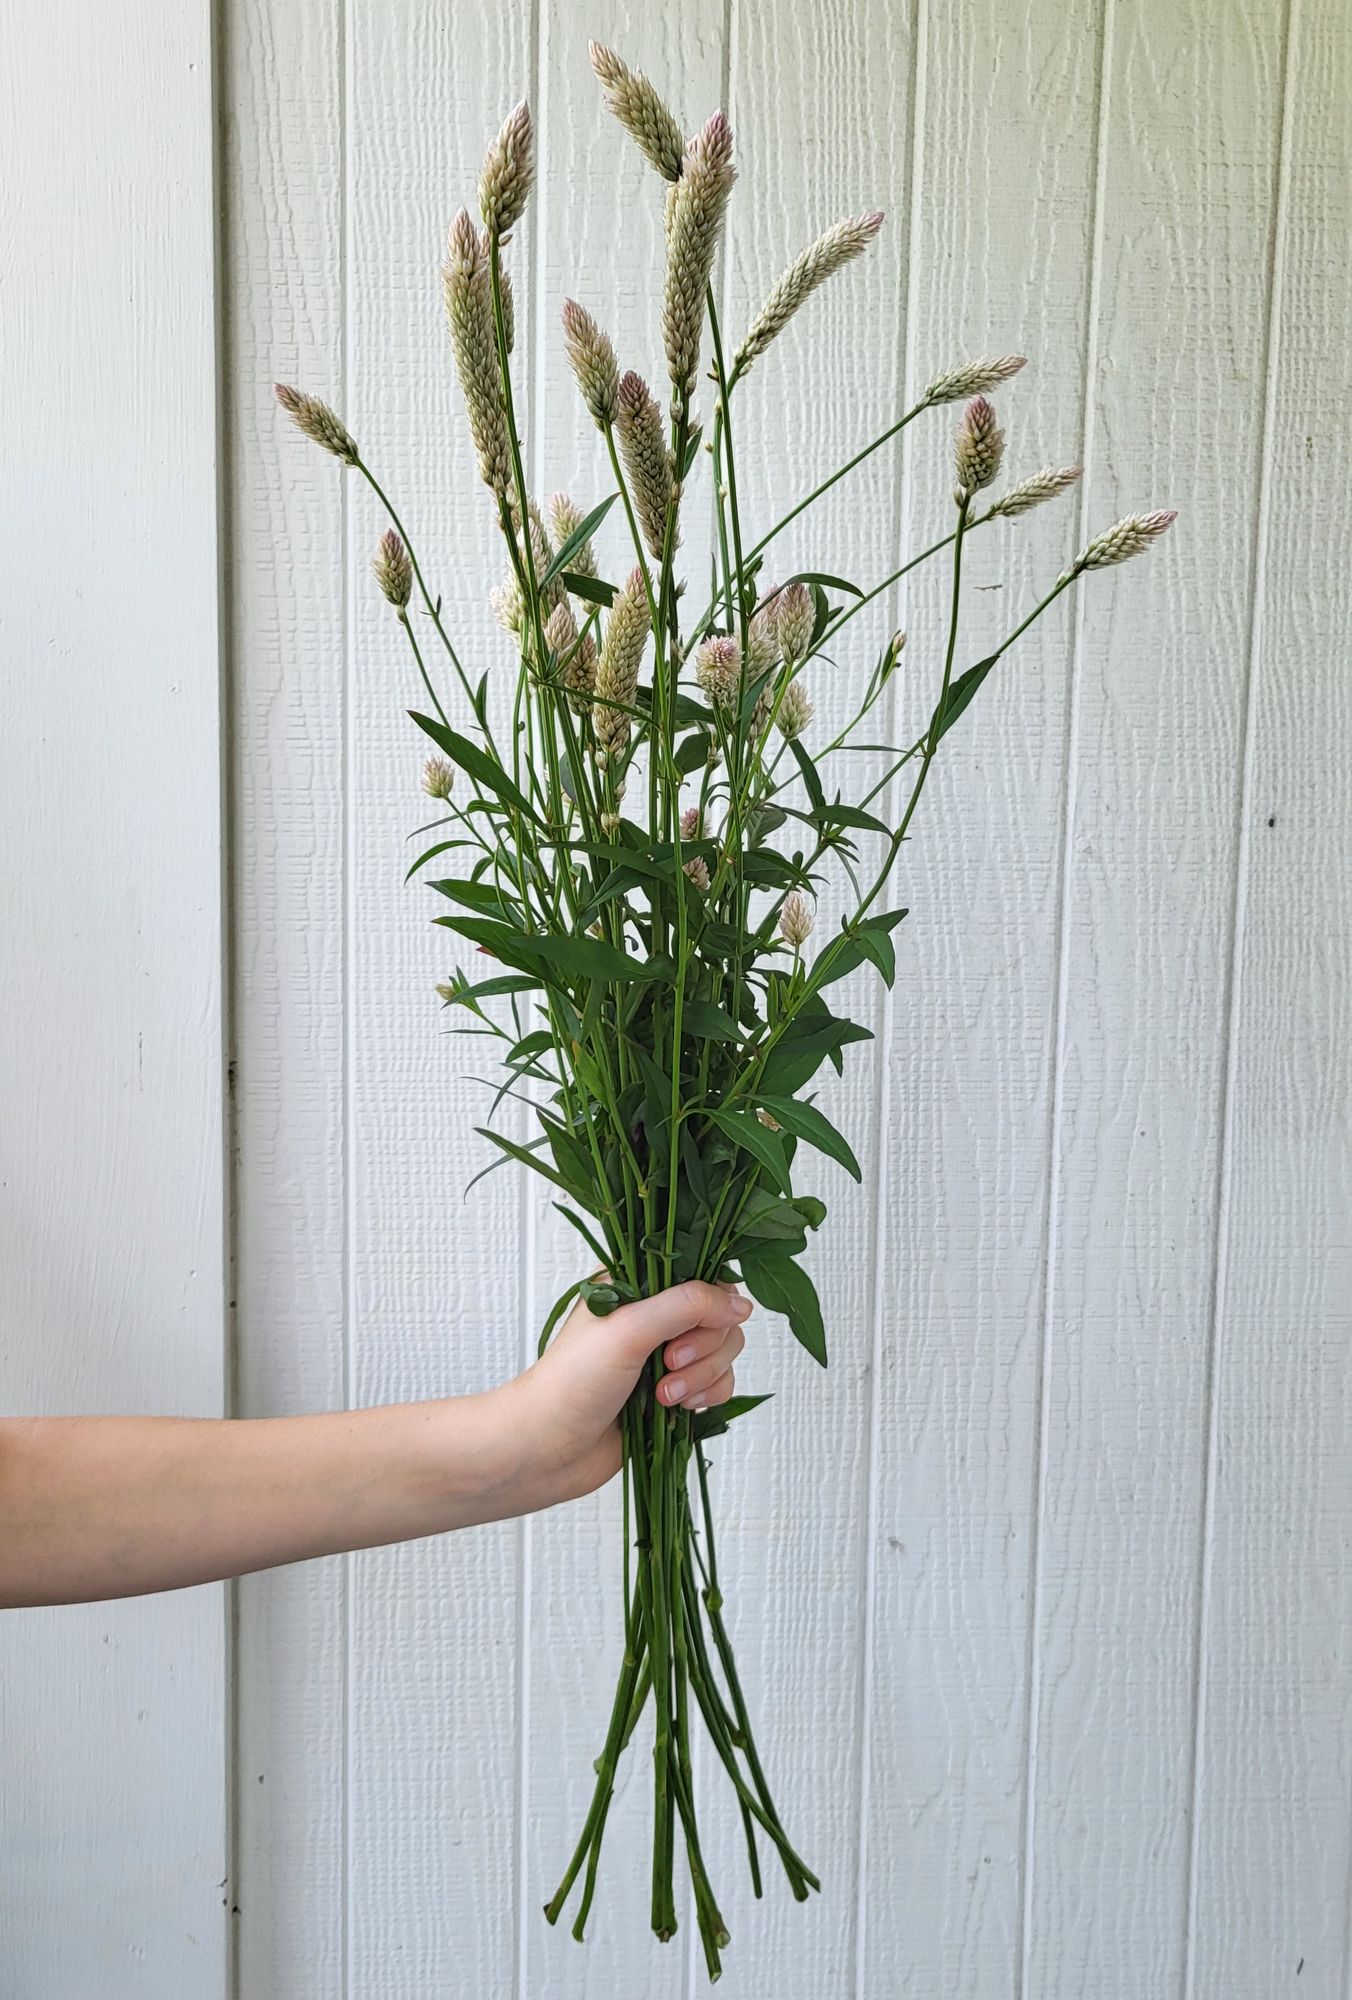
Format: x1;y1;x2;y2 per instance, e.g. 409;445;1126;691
989;464;1082;518
680;807;704;840
616;370;676;558
779;891;814;949
589;43;686;182
773;580;815;667
776;680;813;740
561;299;620;428
372;529;413;609
422;755;455;800
954;394;1005;504
1069;509;1178;575
663;114;736;407
694;634;742;711
734;211;884;378
274;384;359;465
683;855;711;891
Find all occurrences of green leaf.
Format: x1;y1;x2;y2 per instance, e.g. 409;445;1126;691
410;712;543;826
675;730;715;776
753;1095;861;1180
854;926;897;986
931;651;1001;743
784;569;864;598
428;876;520;919
691;1390;773;1441
537;1278;586;1356
474;1125;574;1196
790;738;826;815
552;1205;612;1274
737;1243;827;1365
563;569;616;608
680;426;704;479
441;917;669;988
734;1186;810;1246
758;1016;873;1095
404;837;478;883
437;969;540;1015
682;998;746;1045
540;494;617;584
793;1193;827;1230
814;802;893;839
704;1106;791;1193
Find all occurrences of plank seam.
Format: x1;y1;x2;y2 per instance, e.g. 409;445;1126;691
1015;0;1115;1988
339;1;353;1993
851;0;928;1988
1179;0;1299;1990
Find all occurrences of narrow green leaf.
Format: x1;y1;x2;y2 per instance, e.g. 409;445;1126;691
562;569;616;608
931;651;1001;743
704;1106;791;1193
409;712;543;825
474;1126;574;1195
754;1095;862;1181
682;998;746;1045
737;1243;827;1366
691;1390;773;1441
540;493;618;585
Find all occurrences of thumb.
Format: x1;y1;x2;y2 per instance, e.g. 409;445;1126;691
605;1281;750;1373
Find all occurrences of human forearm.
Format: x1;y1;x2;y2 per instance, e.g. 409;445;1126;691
0;1393;520;1608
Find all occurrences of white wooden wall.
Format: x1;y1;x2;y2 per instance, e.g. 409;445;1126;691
3;0;1348;1995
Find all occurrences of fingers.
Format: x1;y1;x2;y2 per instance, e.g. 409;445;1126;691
657;1323;746;1409
611;1280;750;1365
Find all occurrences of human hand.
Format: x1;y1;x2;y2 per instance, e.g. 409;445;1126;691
497;1280;751;1510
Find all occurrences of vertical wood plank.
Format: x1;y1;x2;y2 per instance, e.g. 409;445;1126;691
222;0;348;1990
342;6;532;1994
1189;2;1352;1993
859;1;1103;1992
1023;1;1287;1991
0;3;227;1996
521;11;725;1998
708;4;914;1991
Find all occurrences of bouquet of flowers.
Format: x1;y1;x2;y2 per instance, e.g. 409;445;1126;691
276;42;1173;1979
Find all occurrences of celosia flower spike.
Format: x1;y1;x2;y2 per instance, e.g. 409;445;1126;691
733;211;885;378
545;599;597;713
593;567;651;761
989;464;1082;519
561;299;620;428
442;210;511;495
663;113;736;411
616;371;676;559
954;394;1005;505
923;354;1026;406
1066;509;1177;578
694;634;742;711
776;680;813;741
479;100;534;239
372;529;412;610
589;43;686;183
274;384;359;465
773;581;815;668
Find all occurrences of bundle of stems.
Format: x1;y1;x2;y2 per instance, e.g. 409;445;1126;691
276;44;1174;1979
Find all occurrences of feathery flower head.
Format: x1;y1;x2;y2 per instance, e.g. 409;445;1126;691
372;529;412;609
593;566;650;761
745;605;779;684
954;394;1005;504
680;806;704;841
421;754;455;800
589;43;685;182
773;580;815;666
694;634;742;711
683;855;711;891
616;370;676;558
496;253;516;353
990;463;1082;518
776;679;814;740
479;100;534;238
663;113;737;408
518;497;567;617
779;890;814;949
923;354;1026;406
734;210;885;378
561;299;620;428
489;579;522;633
1068;509;1177;577
274;384;359;465
442;210;511;494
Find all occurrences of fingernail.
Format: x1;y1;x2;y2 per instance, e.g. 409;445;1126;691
690;1395;709;1412
662;1376;686;1404
733;1298;752;1319
670;1342;694;1368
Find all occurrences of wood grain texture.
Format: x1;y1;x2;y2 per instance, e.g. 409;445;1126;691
1187;2;1352;1992
1022;1;1290;1992
217;0;1352;1994
0;3;227;1996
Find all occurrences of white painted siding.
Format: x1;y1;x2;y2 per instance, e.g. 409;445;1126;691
4;0;1346;1994
0;3;227;1997
223;0;1351;1994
